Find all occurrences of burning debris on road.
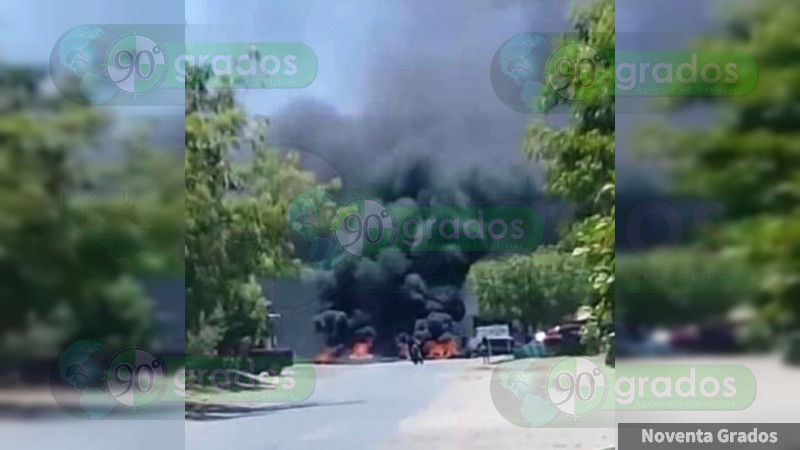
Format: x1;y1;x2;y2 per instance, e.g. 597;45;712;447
269;12;567;360
304;158;560;362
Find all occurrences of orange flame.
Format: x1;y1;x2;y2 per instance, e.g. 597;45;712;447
398;344;410;359
424;339;457;359
314;347;338;364
349;342;373;359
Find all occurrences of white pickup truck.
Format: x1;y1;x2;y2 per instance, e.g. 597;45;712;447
466;324;514;357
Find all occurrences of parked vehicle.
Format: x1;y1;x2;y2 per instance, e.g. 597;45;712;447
542;322;583;355
466;325;514;357
615;328;674;358
669;322;738;354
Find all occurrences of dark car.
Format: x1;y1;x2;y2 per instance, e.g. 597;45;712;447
543;322;583;355
670;322;738;354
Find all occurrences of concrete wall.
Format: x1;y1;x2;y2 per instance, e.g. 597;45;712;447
262;278;326;360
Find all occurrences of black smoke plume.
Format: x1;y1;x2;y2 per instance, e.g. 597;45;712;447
280;134;563;354
307;155;568;354
266;0;574;355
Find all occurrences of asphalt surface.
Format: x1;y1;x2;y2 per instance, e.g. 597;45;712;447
0;359;460;450
1;404;186;450
185;360;462;450
4;355;796;450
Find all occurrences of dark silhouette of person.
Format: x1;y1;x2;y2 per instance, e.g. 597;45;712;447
410;338;424;365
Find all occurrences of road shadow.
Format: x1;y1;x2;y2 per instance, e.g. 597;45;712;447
0;403;69;420
185;400;364;421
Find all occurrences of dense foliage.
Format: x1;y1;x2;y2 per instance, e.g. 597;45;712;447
617;249;758;328
469;248;591;331
0;68;181;357
642;0;800;354
524;0;616;360
185;67;334;354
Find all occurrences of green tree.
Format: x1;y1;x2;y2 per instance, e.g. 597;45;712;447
185;67;334;354
642;0;800;351
524;0;615;359
468;248;591;333
617;249;758;328
0;67;158;357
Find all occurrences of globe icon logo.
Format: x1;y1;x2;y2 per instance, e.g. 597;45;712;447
288;188;347;269
288;188;333;242
490;33;555;114
545;357;608;419
49;25;120;105
333;198;397;259
51;340;119;419
490;358;559;427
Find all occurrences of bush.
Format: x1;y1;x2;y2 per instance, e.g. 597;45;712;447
738;318;774;353
186;308;226;356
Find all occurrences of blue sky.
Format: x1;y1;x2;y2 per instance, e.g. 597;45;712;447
0;0;184;115
0;0;183;63
1;0;735;168
183;0;575;117
2;0;734;116
185;0;406;115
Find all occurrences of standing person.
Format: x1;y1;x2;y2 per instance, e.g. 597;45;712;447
481;336;490;364
409;338;423;365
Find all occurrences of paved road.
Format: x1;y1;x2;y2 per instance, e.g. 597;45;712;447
4;355;795;450
185;360;462;450
1;405;185;450
0;359;462;450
